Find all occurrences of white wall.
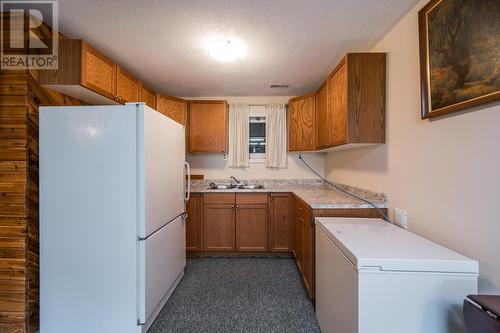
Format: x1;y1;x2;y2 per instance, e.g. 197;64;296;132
325;0;500;293
185;96;325;180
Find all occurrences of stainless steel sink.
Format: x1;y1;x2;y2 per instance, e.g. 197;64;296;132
208;183;237;190
237;184;264;190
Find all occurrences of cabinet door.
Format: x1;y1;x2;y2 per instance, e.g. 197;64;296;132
236;204;268;252
203;204;235;251
288;94;315;151
81;42;116;99
157;95;187;125
293;199;304;272
328;61;348;146
269;193;293;252
315;83;330;149
302;206;314;298
189;101;228;153
186;194;201;252
140;83;156;109
116;66;139;103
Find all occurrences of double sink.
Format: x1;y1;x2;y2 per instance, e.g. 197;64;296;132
208;183;264;190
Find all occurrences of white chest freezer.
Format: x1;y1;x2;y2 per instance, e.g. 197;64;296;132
315;217;479;333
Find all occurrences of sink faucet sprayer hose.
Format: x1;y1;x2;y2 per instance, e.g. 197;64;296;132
298;154;391;223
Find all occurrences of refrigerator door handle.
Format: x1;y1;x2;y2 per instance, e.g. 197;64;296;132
184;161;191;202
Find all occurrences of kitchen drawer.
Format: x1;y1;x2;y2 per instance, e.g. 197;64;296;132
203;193;235;204
236;193;268;205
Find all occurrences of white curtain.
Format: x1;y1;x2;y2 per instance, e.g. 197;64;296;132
265;104;288;168
228;104;249;168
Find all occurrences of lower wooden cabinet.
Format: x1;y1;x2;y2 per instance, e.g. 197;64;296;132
269;193;293;252
236;204;268;251
292;195;388;300
203;203;235;251
201;193;269;253
293;197;307;276
186;194;202;252
301;206;314;296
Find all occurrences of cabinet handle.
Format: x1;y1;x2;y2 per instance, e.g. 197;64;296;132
236;205;239;208
231;205;235;208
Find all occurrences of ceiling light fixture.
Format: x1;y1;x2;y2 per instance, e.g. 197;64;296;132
206;38;245;62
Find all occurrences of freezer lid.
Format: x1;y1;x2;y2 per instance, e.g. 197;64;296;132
315;217;479;274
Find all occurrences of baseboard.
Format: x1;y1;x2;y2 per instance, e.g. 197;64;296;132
187;251;293;258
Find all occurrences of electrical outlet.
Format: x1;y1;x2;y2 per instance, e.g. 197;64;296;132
223;154;228;161
394;208;408;229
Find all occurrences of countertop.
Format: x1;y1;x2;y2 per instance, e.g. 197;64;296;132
189;179;388;210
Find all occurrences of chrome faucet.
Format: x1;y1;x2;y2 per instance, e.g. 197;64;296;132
230;176;241;184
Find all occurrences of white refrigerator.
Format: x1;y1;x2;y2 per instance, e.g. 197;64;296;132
39;103;190;333
315;217;479;333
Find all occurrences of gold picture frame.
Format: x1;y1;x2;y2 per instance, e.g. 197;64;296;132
418;0;500;118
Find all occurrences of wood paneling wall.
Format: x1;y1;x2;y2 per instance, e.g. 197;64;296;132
0;70;84;333
0;70;29;333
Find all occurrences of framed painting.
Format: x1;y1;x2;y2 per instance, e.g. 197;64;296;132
418;0;500;118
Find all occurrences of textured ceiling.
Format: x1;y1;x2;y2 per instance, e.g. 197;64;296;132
57;0;418;97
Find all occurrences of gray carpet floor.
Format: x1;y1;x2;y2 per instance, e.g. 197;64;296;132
148;257;320;333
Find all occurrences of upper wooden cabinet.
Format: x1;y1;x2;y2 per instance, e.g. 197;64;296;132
157;95;188;125
288;93;316;152
39;40;117;104
139;83;156;109
116;66;139;103
188;100;228;153
289;53;386;152
324;53;386;148
328;61;348;146
315;82;329;149
80;42;116;100
39;40;144;105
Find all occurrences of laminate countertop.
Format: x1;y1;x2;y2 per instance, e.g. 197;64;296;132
189;179;388;210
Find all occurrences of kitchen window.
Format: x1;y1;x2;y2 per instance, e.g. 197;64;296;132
249;105;266;162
